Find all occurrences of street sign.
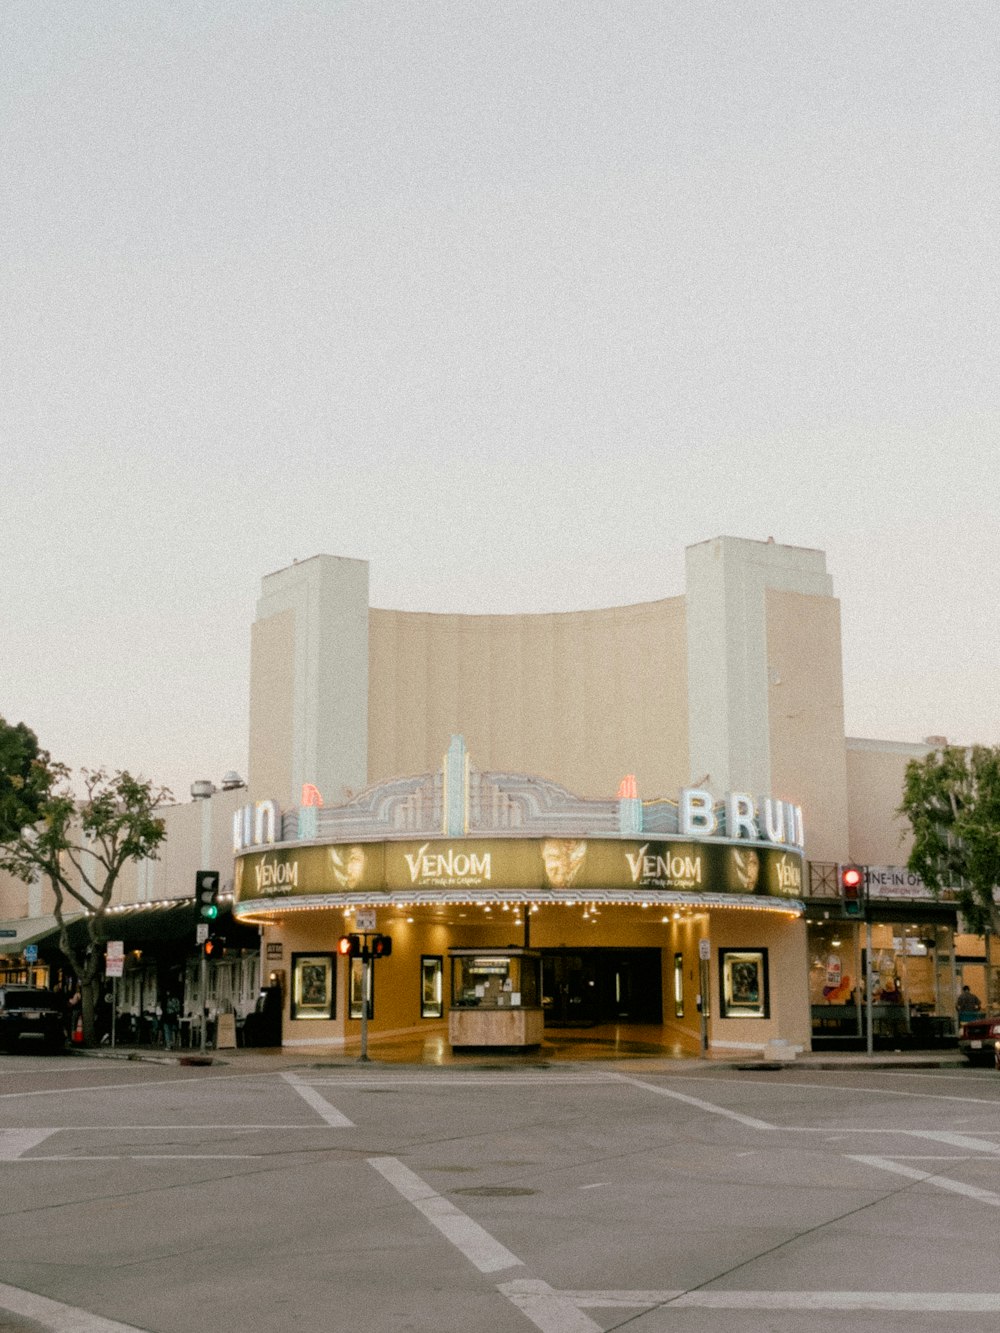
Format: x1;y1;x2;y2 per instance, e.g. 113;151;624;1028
699;938;711;961
23;944;38;963
106;956;124;978
355;910;376;931
107;939;125;959
196;923;209;944
0;929;16;938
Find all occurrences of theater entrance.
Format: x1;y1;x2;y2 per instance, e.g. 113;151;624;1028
541;949;663;1027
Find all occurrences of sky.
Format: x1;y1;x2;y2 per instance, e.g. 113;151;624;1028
2;1;998;799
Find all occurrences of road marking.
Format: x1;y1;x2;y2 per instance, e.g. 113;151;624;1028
906;1129;1000;1153
667;1291;1000;1311
850;1154;1000;1207
613;1076;775;1129
302;1075;619;1087
498;1279;603;1332
0;1279;147;1331
552;1288;1000;1313
368;1156;523;1274
0;1129;58;1158
281;1071;354;1126
19;1154;261;1162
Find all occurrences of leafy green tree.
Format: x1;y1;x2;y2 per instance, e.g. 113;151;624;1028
0;718;50;840
899;744;1000;935
0;718;170;1045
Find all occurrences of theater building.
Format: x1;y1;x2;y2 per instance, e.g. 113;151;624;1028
234;535;892;1055
2;535;976;1053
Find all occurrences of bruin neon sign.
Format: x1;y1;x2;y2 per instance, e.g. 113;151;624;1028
233;800;280;852
679;789;804;848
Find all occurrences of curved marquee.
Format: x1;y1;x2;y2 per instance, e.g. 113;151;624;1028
234;835;804;915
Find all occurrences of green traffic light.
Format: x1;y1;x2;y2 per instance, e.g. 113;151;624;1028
201;904;218;919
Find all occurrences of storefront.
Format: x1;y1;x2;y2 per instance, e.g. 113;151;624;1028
232;740;809;1056
806;864;959;1048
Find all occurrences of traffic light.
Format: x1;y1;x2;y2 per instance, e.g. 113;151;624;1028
203;935;223;960
840;864;864;917
196;870;220;921
338;934;362;957
372;934;392;958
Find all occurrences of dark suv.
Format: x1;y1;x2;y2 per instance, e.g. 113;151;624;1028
0;987;66;1053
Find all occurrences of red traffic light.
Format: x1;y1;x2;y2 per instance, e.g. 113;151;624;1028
338;934;362;957
372;934;392;958
204;935;223;959
840;865;864;916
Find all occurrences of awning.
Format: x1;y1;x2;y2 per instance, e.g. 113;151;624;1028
0;913;85;953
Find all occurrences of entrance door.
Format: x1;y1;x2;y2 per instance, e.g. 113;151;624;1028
542;949;663;1027
543;953;598;1026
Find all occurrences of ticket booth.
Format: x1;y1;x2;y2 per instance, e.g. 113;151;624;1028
448;947;544;1049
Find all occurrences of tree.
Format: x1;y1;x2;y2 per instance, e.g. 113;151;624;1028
0;718;49;840
0;718;170;1046
898;744;1000;936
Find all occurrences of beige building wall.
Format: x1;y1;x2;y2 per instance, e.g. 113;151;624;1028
249;608;297;808
367;598;689;799
765;588;850;864
845;738;931;866
249;555;370;809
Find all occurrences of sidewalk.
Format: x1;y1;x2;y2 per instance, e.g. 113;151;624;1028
72;1025;972;1074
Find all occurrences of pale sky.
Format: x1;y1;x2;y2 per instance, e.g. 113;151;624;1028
2;1;998;799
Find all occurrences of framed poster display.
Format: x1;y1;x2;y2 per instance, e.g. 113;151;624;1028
349;958;374;1020
719;948;769;1019
421;956;443;1018
290;953;335;1020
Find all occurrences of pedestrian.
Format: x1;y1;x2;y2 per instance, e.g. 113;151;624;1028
957;984;983;1016
161;994;180;1051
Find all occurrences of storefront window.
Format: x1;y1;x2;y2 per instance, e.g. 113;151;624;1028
421;956;443;1018
349;958;373;1020
808;918;956;1043
673;952;684;1018
451;952;540;1009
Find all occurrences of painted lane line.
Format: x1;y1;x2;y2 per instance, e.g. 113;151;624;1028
497;1279;603;1333
301;1076;619;1087
548;1288;1000;1314
0;1129;58;1159
850;1154;1000;1208
559;1289;682;1308
906;1129;1000;1153
20;1124;334;1131
613;1076;775;1129
19;1154;261;1162
281;1071;354;1126
668;1291;1000;1312
0;1279;147;1331
368;1156;523;1274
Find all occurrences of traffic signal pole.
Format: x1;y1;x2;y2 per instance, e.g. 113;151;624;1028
200;948;207;1056
360;954;371;1063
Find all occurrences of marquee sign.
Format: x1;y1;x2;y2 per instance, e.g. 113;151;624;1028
235;836;804;903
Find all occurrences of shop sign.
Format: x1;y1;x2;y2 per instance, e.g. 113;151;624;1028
679;789;805;849
235;837;804;902
864;866;936;900
232;800;280;852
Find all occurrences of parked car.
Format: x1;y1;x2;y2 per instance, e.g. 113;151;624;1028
0;986;66;1053
957;1012;1000;1065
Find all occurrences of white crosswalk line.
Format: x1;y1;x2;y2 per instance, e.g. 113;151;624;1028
281;1071;354;1126
850;1154;1000;1207
0;1129;58;1158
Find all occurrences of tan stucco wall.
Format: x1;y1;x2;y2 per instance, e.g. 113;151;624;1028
846;740;929;865
766;588;849;863
368;598;689;800
248;607;296;806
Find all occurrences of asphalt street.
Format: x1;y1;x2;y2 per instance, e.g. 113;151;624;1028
2;1053;1000;1332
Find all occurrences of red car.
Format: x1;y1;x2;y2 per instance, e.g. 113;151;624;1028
957;1013;1000;1066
